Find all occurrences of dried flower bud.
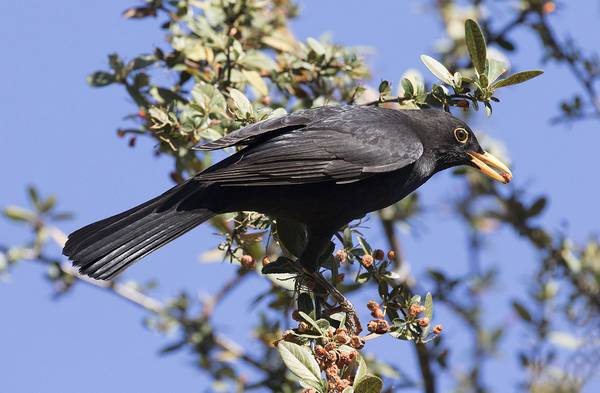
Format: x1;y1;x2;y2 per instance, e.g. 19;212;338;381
373;249;385;260
350;335;365;349
361;254;374;267
337;378;351;390
417;317;430;327
335;249;347;263
371;308;384;319
334;332;351;345
301;388;316;393
409;303;425;317
327;326;336;338
335;327;347;335
261;256;270;266
240;254;255;269
324;342;336;352
314;345;326;358
337;351;352;367
367;319;389;334
325;364;339;378
367;300;380;311
325;350;337;364
433;324;443;335
387;250;396;260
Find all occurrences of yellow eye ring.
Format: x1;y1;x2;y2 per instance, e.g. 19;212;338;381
454;127;469;144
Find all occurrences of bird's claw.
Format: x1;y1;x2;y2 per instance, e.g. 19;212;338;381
298;268;363;335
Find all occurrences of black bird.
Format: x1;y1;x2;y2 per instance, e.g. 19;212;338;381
63;105;511;280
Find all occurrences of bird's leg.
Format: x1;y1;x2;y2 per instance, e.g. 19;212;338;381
299;267;362;335
299;228;363;335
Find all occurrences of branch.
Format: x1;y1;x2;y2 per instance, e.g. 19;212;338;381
25;251;268;374
376;212;436;393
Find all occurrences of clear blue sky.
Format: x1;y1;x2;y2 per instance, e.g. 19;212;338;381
1;1;598;392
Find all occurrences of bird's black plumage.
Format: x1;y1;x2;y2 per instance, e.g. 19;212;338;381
63;105;511;279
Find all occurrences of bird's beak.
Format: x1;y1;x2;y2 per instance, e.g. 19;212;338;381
467;151;512;184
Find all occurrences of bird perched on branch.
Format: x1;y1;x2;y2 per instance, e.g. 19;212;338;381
63;105;511;280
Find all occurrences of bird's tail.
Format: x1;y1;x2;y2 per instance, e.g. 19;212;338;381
63;182;215;280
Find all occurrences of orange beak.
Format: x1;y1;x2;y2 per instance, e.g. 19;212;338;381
467;151;512;184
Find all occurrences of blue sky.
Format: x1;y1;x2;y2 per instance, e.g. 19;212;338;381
1;1;599;392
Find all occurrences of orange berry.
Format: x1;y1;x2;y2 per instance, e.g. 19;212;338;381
335;249;347;263
367;300;380;311
240;255;255;269
543;1;556;13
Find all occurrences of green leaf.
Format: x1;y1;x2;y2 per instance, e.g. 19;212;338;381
484;102;493;117
239;51;278;71
400;78;413;97
486;58;508;84
356;236;372;255
276;218;307;258
353;356;368;386
420;55;454;85
528;197;547;217
27;186;39;207
512;301;533;322
228;88;253;117
298;311;323;334
277;341;323;391
242;70;269;96
87;71;115;87
3;206;36;223
354;375;383;393
40;196;56;213
465;19;487;75
549;331;583;350
492;70;544;89
378;80;391;95
307;37;325;56
422;292;433;338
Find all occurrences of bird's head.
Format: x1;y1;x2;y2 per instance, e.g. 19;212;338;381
409;109;512;184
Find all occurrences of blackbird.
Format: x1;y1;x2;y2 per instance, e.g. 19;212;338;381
63;105;511;280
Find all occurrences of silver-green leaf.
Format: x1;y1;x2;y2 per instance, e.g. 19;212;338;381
422;292;433;338
492;70;544;89
354;374;384;393
420;55;454;85
465;19;487;75
353;356;368;387
277;341;323;391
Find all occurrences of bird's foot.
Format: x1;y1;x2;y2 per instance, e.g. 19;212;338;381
300;268;362;335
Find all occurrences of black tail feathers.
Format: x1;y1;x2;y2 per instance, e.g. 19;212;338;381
63;183;214;280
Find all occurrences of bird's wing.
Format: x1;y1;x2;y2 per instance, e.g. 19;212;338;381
194;106;351;151
196;106;424;186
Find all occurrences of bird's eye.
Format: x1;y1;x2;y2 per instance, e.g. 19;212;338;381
454;127;469;144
